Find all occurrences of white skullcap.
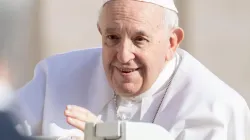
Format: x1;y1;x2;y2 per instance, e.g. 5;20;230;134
102;0;178;13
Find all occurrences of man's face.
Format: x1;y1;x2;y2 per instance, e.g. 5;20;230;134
98;0;172;97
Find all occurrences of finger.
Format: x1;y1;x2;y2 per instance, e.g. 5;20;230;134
64;109;88;122
66;105;89;114
65;105;97;122
66;117;86;131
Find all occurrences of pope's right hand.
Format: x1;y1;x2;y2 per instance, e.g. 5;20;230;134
64;105;103;131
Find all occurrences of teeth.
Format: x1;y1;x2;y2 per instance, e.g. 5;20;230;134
119;68;136;72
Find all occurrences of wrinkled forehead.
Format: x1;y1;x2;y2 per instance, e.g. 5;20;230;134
99;0;165;30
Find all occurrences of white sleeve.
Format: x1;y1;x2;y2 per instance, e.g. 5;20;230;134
14;60;47;136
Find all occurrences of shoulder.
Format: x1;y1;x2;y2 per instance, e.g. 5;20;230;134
17;47;103;95
35;47;102;75
176;48;248;112
43;47;102;68
170;49;249;136
46;47;102;62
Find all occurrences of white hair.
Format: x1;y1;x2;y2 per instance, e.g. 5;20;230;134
97;5;179;30
164;9;179;29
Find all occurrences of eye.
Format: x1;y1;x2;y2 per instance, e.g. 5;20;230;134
105;35;120;46
134;36;148;42
107;35;120;40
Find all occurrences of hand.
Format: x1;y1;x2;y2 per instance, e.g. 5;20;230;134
64;105;102;131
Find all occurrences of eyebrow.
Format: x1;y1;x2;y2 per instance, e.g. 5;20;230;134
134;30;149;37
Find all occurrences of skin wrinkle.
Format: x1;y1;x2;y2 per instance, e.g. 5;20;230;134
98;0;184;97
100;1;168;96
100;1;166;33
65;0;184;131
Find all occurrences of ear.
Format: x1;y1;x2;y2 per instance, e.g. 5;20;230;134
170;27;184;51
97;23;102;35
165;28;184;61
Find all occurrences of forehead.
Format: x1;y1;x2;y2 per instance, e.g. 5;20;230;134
99;0;165;32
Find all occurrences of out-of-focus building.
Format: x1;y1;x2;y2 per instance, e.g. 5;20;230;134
0;0;40;89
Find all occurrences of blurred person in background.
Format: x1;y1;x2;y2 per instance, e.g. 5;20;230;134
0;0;15;112
14;0;250;140
0;57;14;111
0;2;29;139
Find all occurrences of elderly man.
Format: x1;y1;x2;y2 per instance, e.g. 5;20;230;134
14;0;249;139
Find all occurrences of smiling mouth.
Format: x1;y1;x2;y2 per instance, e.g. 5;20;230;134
117;67;140;73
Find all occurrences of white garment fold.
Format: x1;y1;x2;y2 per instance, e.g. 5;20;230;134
12;48;250;140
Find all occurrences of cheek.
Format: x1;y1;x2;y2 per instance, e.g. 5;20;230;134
142;50;166;74
102;47;116;68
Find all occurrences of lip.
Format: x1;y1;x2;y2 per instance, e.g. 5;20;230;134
115;67;140;76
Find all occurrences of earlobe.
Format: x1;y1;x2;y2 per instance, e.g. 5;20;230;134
165;48;174;61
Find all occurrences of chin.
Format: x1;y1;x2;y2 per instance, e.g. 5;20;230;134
115;83;142;97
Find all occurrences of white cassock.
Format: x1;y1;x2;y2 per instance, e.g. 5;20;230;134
13;48;250;140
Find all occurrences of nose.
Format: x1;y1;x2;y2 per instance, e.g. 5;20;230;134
116;39;135;63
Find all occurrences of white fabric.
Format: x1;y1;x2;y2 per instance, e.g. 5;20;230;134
102;0;178;13
13;48;250;140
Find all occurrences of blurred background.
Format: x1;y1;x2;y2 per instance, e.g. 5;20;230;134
0;0;249;105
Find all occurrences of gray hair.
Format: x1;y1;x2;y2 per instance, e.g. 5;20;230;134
164;9;179;29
